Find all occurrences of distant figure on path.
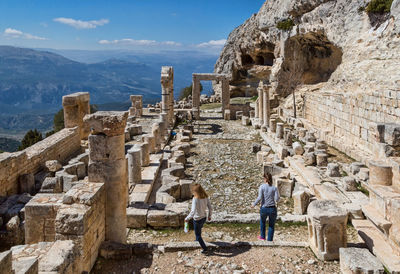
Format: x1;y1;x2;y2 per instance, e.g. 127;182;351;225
252;172;280;241
185;184;212;254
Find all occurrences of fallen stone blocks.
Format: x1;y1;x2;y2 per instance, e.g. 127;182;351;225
339;247;384;274
147;202;189;228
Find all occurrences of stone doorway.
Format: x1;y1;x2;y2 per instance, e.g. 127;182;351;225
192;73;230;119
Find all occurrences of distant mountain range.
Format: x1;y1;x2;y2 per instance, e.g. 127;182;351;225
0;46;217;139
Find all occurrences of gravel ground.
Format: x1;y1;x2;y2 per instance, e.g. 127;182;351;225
185;112;293;215
93;247;341;274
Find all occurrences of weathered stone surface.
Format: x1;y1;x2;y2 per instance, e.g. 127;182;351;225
180;179;193;200
293;142;304;155
147;209;180;228
339;247;384;274
18;173;35;195
303;152;316;166
252;143;261;153
293;190;310;215
38;240;78;273
127;207;148;228
274;178;294;197
40;177;63;193
0;250;12;274
99;241;132;260
45;160;62;173
316;152;328;167
307;200;348;261
84;111;128;137
369;161;393;186
326;163;341;177
12;257;38;274
342;176;357;191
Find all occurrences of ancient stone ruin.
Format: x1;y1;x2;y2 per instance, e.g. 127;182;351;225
1;0;400;272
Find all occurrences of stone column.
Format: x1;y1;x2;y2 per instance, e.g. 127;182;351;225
161;86;169;125
169;68;174;127
142;134;156;154
62;92;90;140
136;142;150;167
192;75;201;120
160;113;168;137
130;95;143;117
127;147;142;188
263;86;270;129
307;200;348;261
254;98;259;119
258;83;264;125
369;161;393;186
152;123;162;152
84;111;128;244
221;79;230;119
270;118;277;133
276;123;284;139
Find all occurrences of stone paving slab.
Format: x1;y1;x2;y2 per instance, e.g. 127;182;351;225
159;240;309;252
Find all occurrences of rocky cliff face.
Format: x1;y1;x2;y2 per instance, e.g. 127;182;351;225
214;0;400;101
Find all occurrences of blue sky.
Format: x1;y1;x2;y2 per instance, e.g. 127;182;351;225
0;0;265;52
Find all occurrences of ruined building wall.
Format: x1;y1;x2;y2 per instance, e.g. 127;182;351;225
0;127;81;196
304;90;400;162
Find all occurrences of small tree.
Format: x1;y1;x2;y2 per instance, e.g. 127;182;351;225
179;83;203;101
18;129;43;150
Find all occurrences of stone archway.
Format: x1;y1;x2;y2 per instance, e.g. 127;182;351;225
192;73;230;119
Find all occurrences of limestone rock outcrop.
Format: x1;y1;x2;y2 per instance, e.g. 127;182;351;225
214;0;400;101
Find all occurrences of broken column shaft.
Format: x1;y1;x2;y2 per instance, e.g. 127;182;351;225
84;111;128;244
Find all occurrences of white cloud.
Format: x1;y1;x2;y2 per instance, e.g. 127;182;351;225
197;39;227;48
98;39;182;47
53;17;109;29
4;28;47;40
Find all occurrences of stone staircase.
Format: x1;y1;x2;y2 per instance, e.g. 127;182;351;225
353;162;400;273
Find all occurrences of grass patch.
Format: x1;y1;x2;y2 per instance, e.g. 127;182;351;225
366;0;393;13
200;103;222;110
357;182;370;196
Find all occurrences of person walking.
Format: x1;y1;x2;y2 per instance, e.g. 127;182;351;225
252;172;280;241
185;184;212;254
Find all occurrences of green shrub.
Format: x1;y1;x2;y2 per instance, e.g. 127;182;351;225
366;0;393;13
179;83;203;101
277;18;295;31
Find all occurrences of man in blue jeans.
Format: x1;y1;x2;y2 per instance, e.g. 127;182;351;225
252;172;280;241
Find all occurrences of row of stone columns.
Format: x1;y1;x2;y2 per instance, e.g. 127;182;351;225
255;81;270;130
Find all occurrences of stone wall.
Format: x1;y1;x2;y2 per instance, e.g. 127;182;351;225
303;90;400;162
0;127;81;196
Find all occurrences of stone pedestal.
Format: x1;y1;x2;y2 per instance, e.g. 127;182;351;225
130;95;143;117
127;147;142;188
369;160;393;186
276;123;284;139
135;142;150;167
316;152;328;167
142;134;156;154
270;118;277;133
284;128;293;146
152;123;162;152
307;200;348;260
62;92;90;140
84;111;128;244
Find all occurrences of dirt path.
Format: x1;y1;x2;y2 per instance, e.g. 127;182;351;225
185;112;292;215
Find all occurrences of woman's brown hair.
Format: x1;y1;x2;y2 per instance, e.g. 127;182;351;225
192;184;208;199
264;172;273;186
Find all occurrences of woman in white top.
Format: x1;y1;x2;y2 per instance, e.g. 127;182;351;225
185;184;212;254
